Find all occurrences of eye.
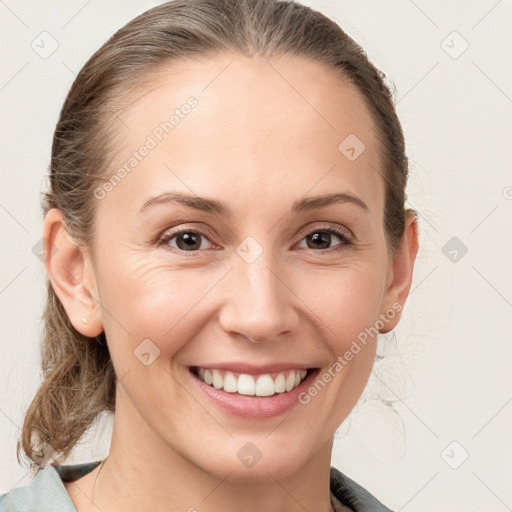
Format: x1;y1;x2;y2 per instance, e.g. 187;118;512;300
296;226;352;251
158;228;216;252
157;224;353;254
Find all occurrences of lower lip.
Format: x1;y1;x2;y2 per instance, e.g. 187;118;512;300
189;368;319;419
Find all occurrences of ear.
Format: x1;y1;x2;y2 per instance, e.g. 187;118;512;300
43;208;104;337
379;210;419;333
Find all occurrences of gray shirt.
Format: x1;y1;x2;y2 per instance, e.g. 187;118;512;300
0;462;394;511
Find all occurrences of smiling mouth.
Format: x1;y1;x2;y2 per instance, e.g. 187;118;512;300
190;366;315;397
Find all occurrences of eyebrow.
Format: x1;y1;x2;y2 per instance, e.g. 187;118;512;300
138;191;369;216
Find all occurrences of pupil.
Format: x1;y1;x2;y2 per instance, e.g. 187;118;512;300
178;232;200;250
308;232;330;249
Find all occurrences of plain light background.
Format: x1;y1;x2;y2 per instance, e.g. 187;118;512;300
1;1;511;510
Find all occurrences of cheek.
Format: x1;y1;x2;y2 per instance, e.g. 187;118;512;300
293;267;386;415
97;255;218;359
292;261;388;408
294;264;387;345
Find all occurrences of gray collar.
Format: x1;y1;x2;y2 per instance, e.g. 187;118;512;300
0;462;394;512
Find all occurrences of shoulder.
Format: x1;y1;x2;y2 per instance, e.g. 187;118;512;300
0;461;101;512
330;466;395;512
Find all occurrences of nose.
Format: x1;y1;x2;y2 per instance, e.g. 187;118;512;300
217;245;298;344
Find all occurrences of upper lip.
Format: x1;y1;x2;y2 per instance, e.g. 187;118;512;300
190;363;317;374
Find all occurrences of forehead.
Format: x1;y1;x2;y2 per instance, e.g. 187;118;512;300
100;53;385;218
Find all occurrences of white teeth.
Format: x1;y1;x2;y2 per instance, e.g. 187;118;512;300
237;374;255;395
285;373;295;392
195;368;309;396
223;371;238;393
274;373;286;393
255;375;275;396
212;370;223;389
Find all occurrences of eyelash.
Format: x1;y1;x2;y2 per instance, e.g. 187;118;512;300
156;225;353;254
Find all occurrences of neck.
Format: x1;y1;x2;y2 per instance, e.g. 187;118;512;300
90;390;336;512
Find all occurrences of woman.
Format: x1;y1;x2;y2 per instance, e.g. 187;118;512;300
0;0;418;510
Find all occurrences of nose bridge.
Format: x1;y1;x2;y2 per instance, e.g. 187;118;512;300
218;237;295;342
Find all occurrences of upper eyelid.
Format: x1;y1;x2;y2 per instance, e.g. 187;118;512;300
158;223;214;240
296;223;353;242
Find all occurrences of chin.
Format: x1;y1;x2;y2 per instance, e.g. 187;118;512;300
186;436;317;483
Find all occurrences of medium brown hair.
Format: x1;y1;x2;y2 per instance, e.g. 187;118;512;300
18;0;411;471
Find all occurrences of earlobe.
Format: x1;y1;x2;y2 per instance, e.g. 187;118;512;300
379;210;419;333
43;208;104;337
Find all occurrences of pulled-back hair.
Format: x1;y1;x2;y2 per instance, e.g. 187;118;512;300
18;0;410;472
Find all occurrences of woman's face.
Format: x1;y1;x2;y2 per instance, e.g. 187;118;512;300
78;54;412;480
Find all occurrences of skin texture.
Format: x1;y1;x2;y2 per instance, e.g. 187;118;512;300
45;54;418;512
